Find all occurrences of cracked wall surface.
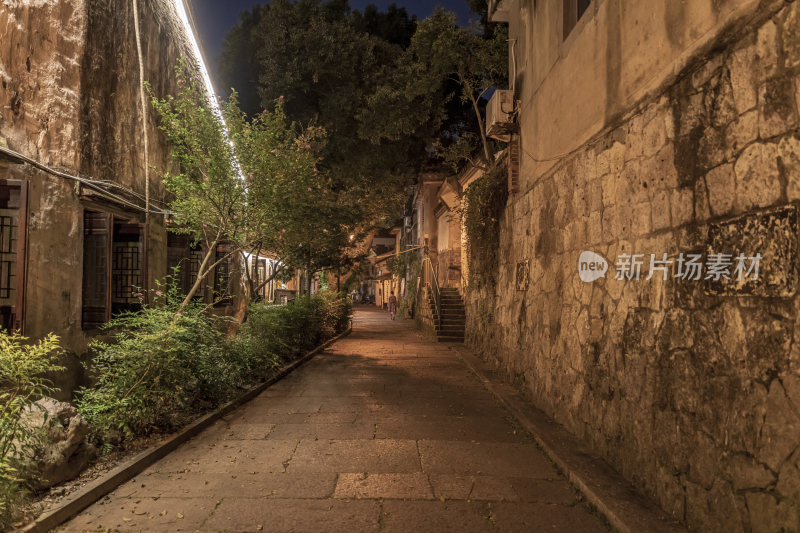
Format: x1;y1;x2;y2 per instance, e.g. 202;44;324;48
469;0;800;530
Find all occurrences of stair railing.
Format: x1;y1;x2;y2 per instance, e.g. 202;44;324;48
421;257;441;330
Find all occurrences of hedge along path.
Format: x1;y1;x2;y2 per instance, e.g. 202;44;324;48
21;325;353;533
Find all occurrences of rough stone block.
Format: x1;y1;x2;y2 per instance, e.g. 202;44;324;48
756;20;778;79
643;114;668;157
694;178;711;222
601;172;616;207
733;142;781;212
758;380;800;472
729;41;758;113
745;492;800;533
725;453;776;491
705;163;735;216
587;178;603;213
651;190;671;230
692;55;723;89
705;205;797;297
780;134;800;201
670;188;694;226
782;1;800;70
685;479;744;533
631;202;652;236
776;449;800;501
609;141;626;174
758;76;797;139
726;109;758;152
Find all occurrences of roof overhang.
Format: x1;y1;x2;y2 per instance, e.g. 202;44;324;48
488;0;511;22
459;165;485;191
438;178;461;210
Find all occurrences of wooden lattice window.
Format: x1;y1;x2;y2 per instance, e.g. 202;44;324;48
167;233;204;297
112;223;143;310
82;211;111;329
0;180;28;332
82;211;144;328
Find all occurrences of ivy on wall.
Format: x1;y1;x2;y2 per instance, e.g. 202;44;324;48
462;162;509;289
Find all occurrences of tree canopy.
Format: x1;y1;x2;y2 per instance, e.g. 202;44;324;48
218;0;507;229
149;62;363;309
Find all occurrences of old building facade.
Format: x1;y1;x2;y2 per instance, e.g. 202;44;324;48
473;0;800;530
0;0;205;395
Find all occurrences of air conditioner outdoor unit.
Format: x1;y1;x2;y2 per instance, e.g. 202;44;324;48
486;89;515;142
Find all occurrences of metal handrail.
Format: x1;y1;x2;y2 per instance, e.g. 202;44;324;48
421;257;441;330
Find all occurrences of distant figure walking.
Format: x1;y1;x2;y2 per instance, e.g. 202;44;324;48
388;291;397;320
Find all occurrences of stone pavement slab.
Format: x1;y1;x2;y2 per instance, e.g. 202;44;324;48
60;306;609;532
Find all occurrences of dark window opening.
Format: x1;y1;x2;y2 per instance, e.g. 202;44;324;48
111;222;143;315
82;210;144;328
167;233;204;298
563;0;592;40
0;181;27;332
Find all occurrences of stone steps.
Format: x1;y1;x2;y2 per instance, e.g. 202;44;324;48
429;289;466;343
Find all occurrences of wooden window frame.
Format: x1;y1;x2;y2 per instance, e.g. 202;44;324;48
82;210;146;329
0;180;29;333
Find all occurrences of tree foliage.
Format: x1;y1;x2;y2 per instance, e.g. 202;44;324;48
219;0;425;226
219;1;508;234
365;9;508;169
150;61;363;309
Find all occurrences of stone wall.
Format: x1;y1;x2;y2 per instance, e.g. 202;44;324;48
0;0;192;397
467;1;800;530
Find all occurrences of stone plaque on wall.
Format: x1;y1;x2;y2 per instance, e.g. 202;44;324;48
705;205;798;297
516;260;530;291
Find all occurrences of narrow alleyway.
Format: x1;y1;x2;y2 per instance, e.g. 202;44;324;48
60;307;609;532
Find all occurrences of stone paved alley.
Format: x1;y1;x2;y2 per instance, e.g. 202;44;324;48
60;308;609;532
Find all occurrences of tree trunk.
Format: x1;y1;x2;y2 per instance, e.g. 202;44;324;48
463;77;492;164
226;254;249;338
177;237;220;315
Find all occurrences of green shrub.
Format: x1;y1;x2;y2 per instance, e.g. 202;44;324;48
233;292;352;369
78;282;352;446
0;331;63;529
77;279;228;441
315;291;352;340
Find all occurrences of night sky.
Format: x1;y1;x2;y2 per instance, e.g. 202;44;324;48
189;0;475;83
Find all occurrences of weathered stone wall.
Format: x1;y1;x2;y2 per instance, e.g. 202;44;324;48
0;0;192;397
468;1;800;530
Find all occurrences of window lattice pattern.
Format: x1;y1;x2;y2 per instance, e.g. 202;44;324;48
112;242;142;301
0;213;17;302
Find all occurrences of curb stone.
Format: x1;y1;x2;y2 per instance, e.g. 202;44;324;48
449;344;688;533
21;325;353;533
